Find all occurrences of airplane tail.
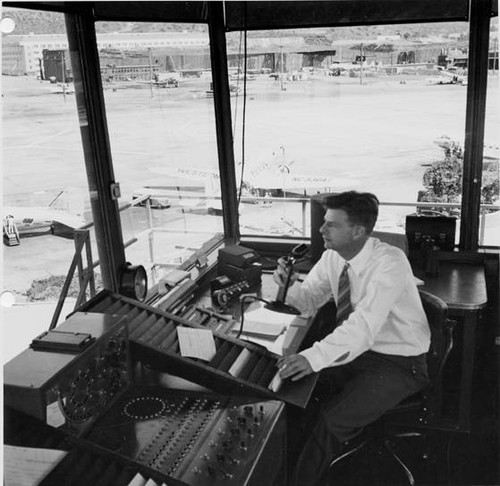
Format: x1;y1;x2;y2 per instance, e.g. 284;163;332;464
48;190;65;208
48;188;86;219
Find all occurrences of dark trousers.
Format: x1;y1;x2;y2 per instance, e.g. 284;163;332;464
290;350;429;486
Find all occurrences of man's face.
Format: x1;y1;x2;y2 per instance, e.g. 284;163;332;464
320;208;359;253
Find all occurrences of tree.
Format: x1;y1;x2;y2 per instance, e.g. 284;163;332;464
419;138;499;213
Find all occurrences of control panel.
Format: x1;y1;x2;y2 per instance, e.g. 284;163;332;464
85;386;286;486
4;312;131;435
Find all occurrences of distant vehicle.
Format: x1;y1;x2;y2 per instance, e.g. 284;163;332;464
3;190;86;246
229;73;256;82
132;187;171;209
51;83;75;94
329;62;352;76
153;72;180;88
206;83;240;97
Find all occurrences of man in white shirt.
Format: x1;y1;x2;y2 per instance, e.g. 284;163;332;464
274;191;430;486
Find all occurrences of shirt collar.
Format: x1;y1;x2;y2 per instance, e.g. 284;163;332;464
344;237;374;277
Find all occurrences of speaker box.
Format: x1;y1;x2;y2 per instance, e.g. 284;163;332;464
405;214;457;251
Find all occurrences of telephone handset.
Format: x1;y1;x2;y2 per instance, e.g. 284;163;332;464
265;243;309;315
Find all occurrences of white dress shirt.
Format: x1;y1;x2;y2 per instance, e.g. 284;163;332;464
287;237;430;372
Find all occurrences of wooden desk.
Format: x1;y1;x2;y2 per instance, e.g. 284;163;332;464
413;260;487;432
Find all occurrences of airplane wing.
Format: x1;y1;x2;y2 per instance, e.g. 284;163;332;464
50;210;87;229
148;166;222;209
250;171;355;192
150;164;355;195
150;166;220;182
5;207;86;231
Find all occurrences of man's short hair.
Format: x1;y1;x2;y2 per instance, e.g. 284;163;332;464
323;191;379;234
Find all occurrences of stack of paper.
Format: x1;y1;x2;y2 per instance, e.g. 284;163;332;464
233;306;296;338
177;327;216;361
4;445;68;486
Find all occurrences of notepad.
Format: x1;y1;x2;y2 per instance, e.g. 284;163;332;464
177;327;216;361
234;305;295;338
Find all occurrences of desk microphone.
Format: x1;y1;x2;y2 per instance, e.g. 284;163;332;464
264;243;309;316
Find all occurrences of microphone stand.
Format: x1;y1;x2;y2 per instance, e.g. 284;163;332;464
236;244;309;339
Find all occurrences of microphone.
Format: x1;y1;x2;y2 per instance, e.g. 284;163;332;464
264;243;309;315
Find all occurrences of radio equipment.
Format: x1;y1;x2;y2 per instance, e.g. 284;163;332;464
405;213;457;251
180;305;235;334
218;245;263;289
210;275;253;307
4;312;131;435
77;290;317;408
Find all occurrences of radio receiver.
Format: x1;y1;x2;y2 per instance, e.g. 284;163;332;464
4;312;131;435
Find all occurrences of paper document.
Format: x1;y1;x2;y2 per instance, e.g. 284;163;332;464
234;305;296;337
177;326;217;361
4;445;68;486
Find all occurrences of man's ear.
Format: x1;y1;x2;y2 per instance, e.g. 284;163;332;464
352;225;366;239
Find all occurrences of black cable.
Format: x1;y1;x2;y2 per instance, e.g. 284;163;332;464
233;3;248;240
237;294;271;339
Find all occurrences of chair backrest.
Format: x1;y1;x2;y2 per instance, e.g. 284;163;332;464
418;289;456;421
372;231;409;256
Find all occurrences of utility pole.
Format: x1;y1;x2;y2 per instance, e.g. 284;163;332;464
148;47;154;97
61;50;67;102
359;43;364;85
279;46;285;91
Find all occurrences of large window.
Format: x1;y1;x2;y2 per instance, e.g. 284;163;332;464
480;17;499;246
228;24;499;246
96;24;223;287
2;8;90;361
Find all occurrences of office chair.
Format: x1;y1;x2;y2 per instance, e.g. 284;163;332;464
328;289;456;486
372;230;409;256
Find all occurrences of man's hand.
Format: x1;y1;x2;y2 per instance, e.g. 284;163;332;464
277;354;313;381
272;257;299;288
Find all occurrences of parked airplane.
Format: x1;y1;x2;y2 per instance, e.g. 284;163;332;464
149;147;355;207
3;191;86;246
426;66;468;86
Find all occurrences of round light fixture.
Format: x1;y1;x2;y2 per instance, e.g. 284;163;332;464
120;263;148;302
1;17;16;34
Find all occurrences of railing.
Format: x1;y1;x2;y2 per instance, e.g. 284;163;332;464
238;195;500;246
49;195;150;329
50;193;499;328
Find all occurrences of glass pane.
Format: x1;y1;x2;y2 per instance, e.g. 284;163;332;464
2;8;92;361
228;24;475;247
480;17;499;247
95;24;223;286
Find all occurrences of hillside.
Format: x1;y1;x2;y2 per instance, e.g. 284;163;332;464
2;6;473;39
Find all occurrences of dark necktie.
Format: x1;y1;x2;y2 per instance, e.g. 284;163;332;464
336;262;353;325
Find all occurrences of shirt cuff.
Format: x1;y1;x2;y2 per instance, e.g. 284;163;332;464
300;345;352;372
299;348;325;372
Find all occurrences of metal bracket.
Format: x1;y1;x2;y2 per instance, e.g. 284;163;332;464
110;182;121;200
